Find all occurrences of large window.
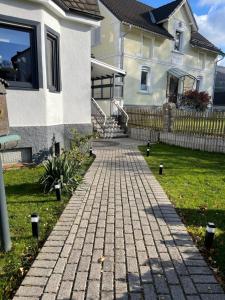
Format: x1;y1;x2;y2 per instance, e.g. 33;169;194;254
46;30;60;92
0;22;38;89
140;66;150;92
174;30;182;52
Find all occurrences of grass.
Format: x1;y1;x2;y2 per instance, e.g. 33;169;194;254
139;143;225;283
0;156;94;299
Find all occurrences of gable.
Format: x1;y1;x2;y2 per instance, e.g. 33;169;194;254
152;0;198;31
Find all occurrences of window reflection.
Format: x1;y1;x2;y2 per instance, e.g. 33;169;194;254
0;25;35;87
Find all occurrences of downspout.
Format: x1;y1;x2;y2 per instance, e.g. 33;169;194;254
212;54;225;111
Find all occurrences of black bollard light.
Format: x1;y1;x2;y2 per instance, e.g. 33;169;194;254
147;147;150;157
90;147;93;157
31;213;39;239
159;163;163;175
204;222;216;250
55;183;61;201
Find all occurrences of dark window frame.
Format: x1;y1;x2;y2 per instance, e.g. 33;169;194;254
0;16;41;90
174;30;182;52
45;26;61;93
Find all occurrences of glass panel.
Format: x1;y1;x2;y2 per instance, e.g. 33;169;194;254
174;31;181;51
141;70;148;90
0;26;33;85
46;33;59;91
46;37;54;88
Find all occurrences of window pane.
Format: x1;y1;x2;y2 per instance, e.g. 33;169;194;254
141;70;148;90
0;26;33;85
46;37;54;88
46;32;59;92
174;31;181;51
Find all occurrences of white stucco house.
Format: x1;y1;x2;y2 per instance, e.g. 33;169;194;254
0;0;103;163
91;0;224;109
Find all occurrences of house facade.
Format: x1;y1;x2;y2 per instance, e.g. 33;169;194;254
91;0;223;109
0;0;102;163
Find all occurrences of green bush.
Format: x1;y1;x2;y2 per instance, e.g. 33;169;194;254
40;129;93;194
40;153;80;194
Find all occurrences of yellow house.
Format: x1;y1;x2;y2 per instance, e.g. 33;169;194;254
92;0;223;108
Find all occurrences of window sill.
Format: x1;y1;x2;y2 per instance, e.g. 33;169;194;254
138;90;151;95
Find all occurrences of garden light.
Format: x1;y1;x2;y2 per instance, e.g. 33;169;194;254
159;164;163;175
147;147;150;156
55;184;61;201
204;222;216;250
31;213;40;239
89;147;93;156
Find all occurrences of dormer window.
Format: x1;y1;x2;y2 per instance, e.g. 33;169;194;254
174;30;182;52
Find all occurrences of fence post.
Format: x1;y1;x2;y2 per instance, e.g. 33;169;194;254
162;103;176;132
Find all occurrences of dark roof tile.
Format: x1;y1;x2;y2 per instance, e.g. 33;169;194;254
53;0;103;20
191;32;223;54
101;0;174;39
152;0;183;23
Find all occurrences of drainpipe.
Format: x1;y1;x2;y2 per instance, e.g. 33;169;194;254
212;54;225;111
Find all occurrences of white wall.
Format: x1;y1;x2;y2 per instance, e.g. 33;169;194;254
0;0;93;127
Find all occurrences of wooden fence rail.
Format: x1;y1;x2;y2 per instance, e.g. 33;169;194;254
126;106;225;138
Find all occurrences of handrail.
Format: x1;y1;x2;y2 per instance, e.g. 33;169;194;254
91;98;107;132
112;99;129;127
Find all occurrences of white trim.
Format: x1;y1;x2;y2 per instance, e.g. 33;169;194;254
28;0;101;27
91;58;126;76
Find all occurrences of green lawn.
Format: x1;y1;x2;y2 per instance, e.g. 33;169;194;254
0;157;93;299
139;144;225;283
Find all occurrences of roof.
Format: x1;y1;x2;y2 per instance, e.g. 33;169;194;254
100;0;222;54
168;67;195;79
151;0;183;23
91;58;126;80
191;32;223;55
100;0;174;39
52;0;103;20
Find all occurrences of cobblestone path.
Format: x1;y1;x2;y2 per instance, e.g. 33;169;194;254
14;139;225;300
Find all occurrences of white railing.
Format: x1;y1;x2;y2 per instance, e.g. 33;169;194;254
91;98;107;132
112;99;129;132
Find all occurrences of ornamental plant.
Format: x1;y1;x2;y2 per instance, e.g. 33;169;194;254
40;129;93;194
180;90;211;111
40;153;80;194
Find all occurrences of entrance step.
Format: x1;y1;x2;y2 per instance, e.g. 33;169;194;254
92;116;128;139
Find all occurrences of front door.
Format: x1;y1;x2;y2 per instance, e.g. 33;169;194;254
169;75;179;104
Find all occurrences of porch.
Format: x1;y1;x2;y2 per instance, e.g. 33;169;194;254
166;67;197;106
91;58;129;138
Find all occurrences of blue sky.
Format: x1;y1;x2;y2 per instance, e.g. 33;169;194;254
140;0;225;60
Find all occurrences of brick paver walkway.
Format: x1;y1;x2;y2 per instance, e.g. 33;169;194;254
14;139;225;300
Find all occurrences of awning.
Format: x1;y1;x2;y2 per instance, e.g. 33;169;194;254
91;58;126;80
168;68;195;80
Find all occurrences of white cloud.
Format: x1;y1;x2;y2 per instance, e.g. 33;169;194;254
194;1;225;64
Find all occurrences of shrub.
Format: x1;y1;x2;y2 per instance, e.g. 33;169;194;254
180;90;211;111
40;130;93;194
68;129;93;163
40;153;80;194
